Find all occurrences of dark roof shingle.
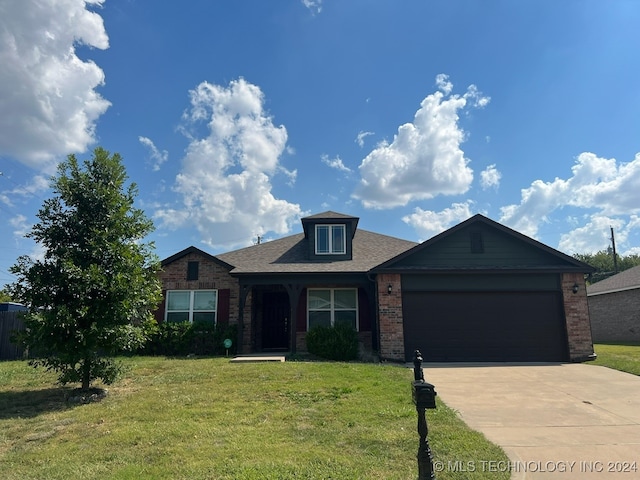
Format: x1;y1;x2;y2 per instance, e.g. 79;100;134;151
587;265;640;296
217;229;417;274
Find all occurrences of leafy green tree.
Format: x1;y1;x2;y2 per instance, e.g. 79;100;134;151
10;147;161;391
574;249;640;283
0;288;12;303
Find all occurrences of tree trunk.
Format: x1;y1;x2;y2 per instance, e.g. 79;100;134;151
81;357;91;391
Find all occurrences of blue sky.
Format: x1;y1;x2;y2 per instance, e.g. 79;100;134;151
2;0;640;289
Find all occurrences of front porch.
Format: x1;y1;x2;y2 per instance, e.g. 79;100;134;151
236;280;377;356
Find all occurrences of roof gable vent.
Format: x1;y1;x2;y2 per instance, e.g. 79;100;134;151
470;231;484;253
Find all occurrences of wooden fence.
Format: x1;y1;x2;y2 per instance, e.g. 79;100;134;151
0;311;25;360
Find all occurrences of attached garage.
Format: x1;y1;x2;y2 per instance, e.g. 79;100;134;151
375;215;595;363
402;289;568;362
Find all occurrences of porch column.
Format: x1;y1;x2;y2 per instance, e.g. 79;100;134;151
237;283;251;354
365;281;378;351
284;283;304;354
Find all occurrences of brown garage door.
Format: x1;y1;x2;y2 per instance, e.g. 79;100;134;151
402;291;568;362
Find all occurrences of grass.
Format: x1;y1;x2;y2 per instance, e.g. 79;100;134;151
592;342;640;376
0;357;510;480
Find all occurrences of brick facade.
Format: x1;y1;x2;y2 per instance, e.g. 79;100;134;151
158;250;594;361
157;251;253;352
160;251;239;299
561;272;595;361
377;273;405;361
588;288;640;343
157;214;596;362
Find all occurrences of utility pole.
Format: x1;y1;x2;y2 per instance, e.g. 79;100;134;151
610;226;618;274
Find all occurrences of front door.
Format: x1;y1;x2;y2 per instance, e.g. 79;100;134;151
262;292;290;350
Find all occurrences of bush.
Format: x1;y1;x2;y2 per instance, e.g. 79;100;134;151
141;321;237;357
306;323;359;361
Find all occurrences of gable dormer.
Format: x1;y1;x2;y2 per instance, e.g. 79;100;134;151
301;211;359;261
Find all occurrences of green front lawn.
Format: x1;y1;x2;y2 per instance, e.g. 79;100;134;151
0;357;510;480
592;343;640;376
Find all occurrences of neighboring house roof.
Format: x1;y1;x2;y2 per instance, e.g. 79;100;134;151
217;229;417;275
587;265;640;296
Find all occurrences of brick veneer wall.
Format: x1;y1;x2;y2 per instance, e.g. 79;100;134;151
377;273;404;361
588;288;640;343
158;252;252;352
562;272;595;362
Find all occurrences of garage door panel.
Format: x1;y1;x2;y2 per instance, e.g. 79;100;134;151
403;291;568;362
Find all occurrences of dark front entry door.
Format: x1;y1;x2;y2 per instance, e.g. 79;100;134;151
262;292;290;350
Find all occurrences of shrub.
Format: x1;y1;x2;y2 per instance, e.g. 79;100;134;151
141;321;237;356
306;323;359;361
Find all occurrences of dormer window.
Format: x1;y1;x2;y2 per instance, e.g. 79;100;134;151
302;212;357;260
315;224;346;255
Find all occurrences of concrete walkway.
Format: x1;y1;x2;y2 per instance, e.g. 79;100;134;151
421;363;640;479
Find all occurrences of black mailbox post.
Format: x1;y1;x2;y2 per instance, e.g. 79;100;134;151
412;350;436;480
413;381;437;409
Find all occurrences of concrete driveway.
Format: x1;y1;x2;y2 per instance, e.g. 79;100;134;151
421;363;640;479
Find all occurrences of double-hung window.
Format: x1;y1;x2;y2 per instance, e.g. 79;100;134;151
315;224;346;255
166;290;217;325
308;288;358;330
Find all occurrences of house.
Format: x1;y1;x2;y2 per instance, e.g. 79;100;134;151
155;211;596;362
587;265;640;343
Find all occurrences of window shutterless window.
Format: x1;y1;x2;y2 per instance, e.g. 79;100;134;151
166;290;217;325
307;288;358;330
315;224;346;254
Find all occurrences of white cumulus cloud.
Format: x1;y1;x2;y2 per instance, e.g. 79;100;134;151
9;214;30;238
0;0;111;169
139;136;168;171
301;0;322;14
155;78;303;249
500;152;640;253
355;131;374;148
0;174;49;208
558;216;625;256
500;152;640;237
480;164;501;190
435;73;453;95
321;154;351;173
352;75;490;209
402;201;476;241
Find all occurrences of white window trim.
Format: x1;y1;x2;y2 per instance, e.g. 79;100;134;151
307;288;359;331
165;289;218;324
315;224;346;255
